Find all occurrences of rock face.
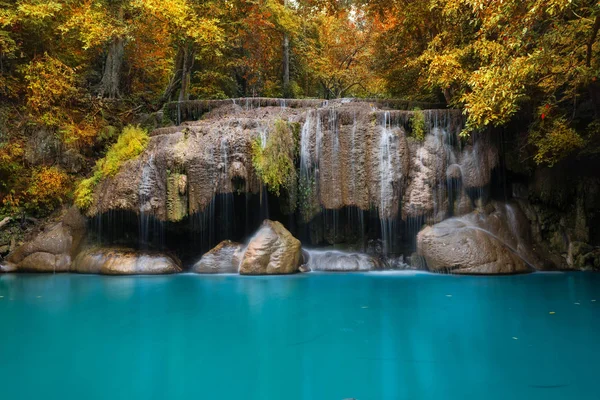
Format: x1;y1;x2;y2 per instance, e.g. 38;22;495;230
72;247;182;275
6;207;86;272
192;240;244;273
417;202;538;274
87;101;497;225
304;250;384;272
239;220;301;275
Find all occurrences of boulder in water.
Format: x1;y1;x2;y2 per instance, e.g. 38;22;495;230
192;240;244;274
239;220;301;275
304;250;384;271
7;207;86;272
72;247;182;275
417;203;536;274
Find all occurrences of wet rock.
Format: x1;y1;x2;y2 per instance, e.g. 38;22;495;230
568;241;600;271
7;207;86;273
0;261;17;273
72;247;182;275
417;202;537;274
192;240;244;274
299;264;311;273
239;220;301;275
304;249;384;271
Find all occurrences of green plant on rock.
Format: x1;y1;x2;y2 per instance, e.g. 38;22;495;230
409;108;426;141
75;125;149;209
298;173;320;222
251;119;297;196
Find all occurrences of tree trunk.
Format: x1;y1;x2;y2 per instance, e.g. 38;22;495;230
98;37;125;99
178;43;195;102
282;0;290;97
283;33;290;95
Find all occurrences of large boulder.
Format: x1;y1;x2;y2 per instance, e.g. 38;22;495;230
417;203;536;274
192;240;244;274
304;250;384;272
72;247;182;275
239;220;301;275
6;207;86;272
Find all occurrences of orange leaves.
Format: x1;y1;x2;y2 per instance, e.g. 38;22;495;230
26;166;71;211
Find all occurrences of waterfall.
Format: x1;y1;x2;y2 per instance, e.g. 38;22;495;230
219;137;234;239
300;110;313;179
139;154;157;249
379;111;398;254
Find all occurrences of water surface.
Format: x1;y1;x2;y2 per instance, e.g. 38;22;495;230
1;272;598;400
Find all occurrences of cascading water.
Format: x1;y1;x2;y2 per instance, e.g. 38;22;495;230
90;98;512;271
379;111;398;254
219;137;234;239
139;154;162;249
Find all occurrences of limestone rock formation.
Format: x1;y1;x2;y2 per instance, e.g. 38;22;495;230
86;101;497;226
6;207;86;272
304;250;384;272
72;247;182;275
417;202;538;274
239;220;301;275
192;240;244;274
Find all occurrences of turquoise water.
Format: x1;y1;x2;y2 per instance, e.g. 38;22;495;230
0;272;598;400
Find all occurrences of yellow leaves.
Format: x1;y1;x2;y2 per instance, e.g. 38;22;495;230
27;166;71;210
59;1;128;50
529;115;585;166
98;125;149;178
75;125;149;210
16;0;62;21
23;54;78;128
132;0;223;47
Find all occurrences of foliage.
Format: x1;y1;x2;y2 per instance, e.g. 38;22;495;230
75;125;149;209
252;119;297;196
529;115;585;167
409;108;426;141
26;166;71;213
368;0;600;163
23;55;79;128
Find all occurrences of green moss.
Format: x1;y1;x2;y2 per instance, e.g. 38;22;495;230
409;108;426;141
74;125;149;210
251;119;297;196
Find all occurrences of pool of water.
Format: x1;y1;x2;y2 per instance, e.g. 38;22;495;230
0;272;598;400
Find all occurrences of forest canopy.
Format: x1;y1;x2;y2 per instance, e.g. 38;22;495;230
1;0;599;216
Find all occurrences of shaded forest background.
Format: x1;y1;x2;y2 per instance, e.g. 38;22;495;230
1;0;599;218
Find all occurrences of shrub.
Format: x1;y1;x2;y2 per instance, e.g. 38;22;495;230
251;119;297;196
26;166;71;213
409;108;426;141
529;115;585;167
74;125;149;209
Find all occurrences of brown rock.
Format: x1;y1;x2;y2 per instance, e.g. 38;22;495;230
239;220;301;275
18;252;71;273
7;207;86;273
417;203;536;274
192;240;244;274
0;262;17;273
72;247;182;275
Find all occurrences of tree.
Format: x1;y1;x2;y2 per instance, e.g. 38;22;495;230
132;0;223;102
